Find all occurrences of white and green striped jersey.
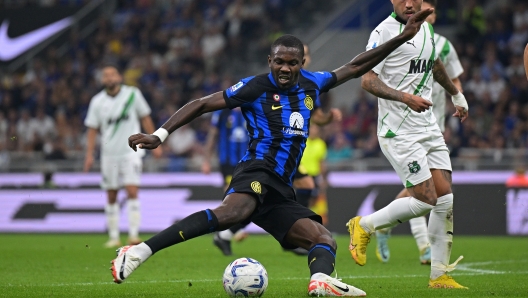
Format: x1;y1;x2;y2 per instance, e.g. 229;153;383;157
366;13;438;137
85;85;151;158
431;33;464;132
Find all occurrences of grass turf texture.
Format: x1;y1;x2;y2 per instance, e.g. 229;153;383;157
1;234;527;297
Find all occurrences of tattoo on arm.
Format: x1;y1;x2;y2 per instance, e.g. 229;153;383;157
432;59;459;96
362;70;405;102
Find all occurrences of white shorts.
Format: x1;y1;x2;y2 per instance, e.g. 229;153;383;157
101;156;142;190
378;129;452;187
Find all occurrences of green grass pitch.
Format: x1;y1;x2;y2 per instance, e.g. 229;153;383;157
1;234;527;297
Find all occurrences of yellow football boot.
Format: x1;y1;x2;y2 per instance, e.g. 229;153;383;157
346;216;371;266
428;274;468;289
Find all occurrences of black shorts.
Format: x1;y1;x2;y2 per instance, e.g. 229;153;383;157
225;160;322;249
220;164;236;186
293;164;309;180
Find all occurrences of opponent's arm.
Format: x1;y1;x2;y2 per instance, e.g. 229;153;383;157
524;43;528;81
311;108;342;126
432;58;468;122
129;91;226;151
83;128;98;172
202;126;218;174
332;8;433;86
361;70;432;112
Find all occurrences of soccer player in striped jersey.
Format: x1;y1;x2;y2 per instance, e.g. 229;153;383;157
346;0;468;289
112;12;432;295
374;0;464;266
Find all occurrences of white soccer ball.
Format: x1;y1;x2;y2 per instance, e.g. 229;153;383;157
222;257;268;297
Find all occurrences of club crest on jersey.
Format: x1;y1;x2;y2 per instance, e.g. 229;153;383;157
289;112;304;129
408;161;421;174
230;81;244;93
251;181;262;194
304;95;314;110
273;94;280;101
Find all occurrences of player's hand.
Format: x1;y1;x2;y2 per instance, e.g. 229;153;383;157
401;93;432;113
152;146;163;158
201;160;211;174
83;155;93;172
453;106;469;123
329;108;342;122
128;133;162;151
401;8;434;40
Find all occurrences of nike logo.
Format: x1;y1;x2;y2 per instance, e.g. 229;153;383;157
119;254;126;280
271;105;283;110
179;231;185;240
0;17;73;61
333;284;350;292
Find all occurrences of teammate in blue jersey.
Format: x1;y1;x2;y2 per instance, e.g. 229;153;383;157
113;10;432;296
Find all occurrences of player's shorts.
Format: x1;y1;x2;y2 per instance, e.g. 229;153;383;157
100;155;142;190
225;160;322;249
378;129;452;187
219;164;236;186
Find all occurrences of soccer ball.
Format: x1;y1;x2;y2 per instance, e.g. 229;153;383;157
222;257;268;297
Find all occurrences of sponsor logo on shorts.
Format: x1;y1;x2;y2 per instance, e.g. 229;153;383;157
304;95;314;110
408;161;421;174
251;181;262;194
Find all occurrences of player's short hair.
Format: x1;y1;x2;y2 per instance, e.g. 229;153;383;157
271;35;304;57
101;63;121;74
423;0;436;7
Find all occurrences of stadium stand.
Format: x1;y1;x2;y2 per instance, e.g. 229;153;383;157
0;0;526;172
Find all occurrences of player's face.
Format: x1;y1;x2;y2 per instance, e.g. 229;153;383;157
391;0;422;22
421;2;436;24
101;67;122;90
268;46;305;90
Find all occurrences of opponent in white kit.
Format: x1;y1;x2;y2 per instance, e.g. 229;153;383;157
346;0;469;289
84;65;161;248
374;0;465;266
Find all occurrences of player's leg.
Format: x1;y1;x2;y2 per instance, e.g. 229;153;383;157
110;192;258;283
293;172;315;208
102;157;121;248
122;157;142;245
348;135;436;266
253;196;366;296
425;147;466;288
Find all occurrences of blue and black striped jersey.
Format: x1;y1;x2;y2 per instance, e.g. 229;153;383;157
211;109;248;167
223;69;336;185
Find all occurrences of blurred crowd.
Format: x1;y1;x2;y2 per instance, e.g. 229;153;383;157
0;0;527;170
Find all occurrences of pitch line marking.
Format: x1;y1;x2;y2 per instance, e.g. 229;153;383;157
4;270;528;287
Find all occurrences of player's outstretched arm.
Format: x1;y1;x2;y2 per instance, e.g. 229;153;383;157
361;70;432;113
128;91;226;151
524;43;528;81
432;58;468;122
332;8;433;86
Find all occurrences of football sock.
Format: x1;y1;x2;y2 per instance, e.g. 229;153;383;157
429;194;454;280
145;209;219;254
127;199;141;239
409;216;429;251
308;244;336;276
218;229;234;241
296;189;312;207
105;203;120;241
360;197;433;234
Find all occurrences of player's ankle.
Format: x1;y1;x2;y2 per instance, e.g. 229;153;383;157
133;242;153;261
